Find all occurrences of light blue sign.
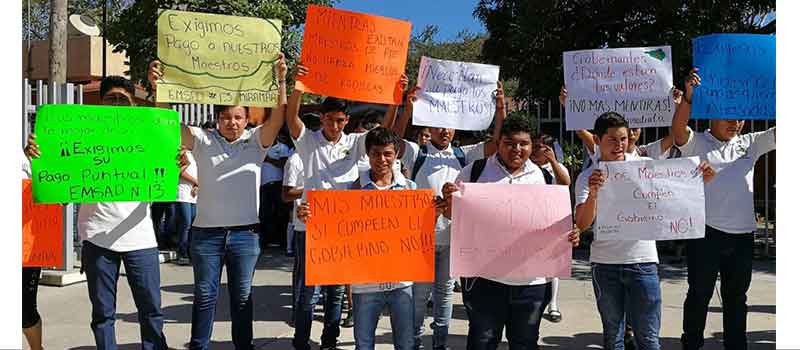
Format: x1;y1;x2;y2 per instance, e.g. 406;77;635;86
691;34;775;120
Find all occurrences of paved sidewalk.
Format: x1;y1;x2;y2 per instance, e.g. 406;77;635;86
30;249;776;349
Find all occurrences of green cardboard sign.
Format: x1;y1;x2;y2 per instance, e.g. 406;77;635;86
31;104;182;203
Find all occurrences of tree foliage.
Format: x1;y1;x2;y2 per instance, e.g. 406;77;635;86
474;0;776;104
22;0;134;41
104;0;336;88
405;25;486;86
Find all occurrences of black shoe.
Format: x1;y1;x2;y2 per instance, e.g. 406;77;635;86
624;329;637;350
342;313;354;328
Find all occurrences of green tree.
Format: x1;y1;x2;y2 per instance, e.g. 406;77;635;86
104;0;336;89
22;0;134;41
406;25;486;85
473;0;776;104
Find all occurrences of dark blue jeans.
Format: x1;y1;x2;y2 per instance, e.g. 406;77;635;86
175;202;196;259
82;241;166;350
292;230;345;350
189;226;261;350
681;227;754;350
151;202;176;247
592;263;662;350
461;277;552;350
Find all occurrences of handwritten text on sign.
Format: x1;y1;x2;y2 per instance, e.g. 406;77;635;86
22;180;64;267
305;189;436;285
412;56;500;131
563;46;674;130
596;157;705;241
296;5;411;104
451;183;573;279
157;9;282;107
31;105;181;203
691;34;776;120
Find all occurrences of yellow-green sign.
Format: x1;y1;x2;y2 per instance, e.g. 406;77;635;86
157;9;282;107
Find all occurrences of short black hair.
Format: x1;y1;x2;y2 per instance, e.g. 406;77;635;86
593;112;629;138
499;116;533;139
365;127;401;153
320;97;350;115
301;113;322;131
100;75;134;97
536;133;555;148
359;111;383;130
214;105;249;117
200;121;216;129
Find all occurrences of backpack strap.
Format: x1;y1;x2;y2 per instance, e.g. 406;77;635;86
539;165;554;184
410;144;429;181
470;158;488;183
452;146;467;168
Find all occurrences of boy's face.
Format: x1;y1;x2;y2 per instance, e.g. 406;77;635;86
417;128;431;145
628;128;641;145
532;138;549;164
595;127;628;161
429;127;455;148
101;87;134;106
497;132;533;170
321;111;349;140
368;144;397;177
710;119;744;141
217;106;248;141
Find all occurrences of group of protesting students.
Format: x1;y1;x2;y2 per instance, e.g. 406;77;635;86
21;30;775;350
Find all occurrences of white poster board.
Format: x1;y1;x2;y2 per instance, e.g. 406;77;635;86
413;56;500;130
596;157;705;241
563;46;674;130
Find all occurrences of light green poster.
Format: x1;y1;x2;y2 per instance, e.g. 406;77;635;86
31;104;181;203
156;9;283;107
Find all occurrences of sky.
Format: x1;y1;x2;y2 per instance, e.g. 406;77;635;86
336;0;485;40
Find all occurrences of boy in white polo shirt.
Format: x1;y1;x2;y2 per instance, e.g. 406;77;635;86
386;83;506;350
674;69;776;350
441;117;580;350
286;64;407;350
297;127;433;350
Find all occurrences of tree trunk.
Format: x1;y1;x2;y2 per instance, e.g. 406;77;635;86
48;0;68;84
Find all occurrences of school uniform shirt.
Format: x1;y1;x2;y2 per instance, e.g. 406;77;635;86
574;154;659;265
176;151;198;204
400;141;486;245
261;142;294;185
190;126;269;228
283;153;305;232
22;150;31;179
539;161;569;184
454;154;549;286
78;202;157;252
638;139;669;160
676;128;776;234
350;169;416;294
292;126;368;192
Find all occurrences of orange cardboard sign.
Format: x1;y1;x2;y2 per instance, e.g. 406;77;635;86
22;180;64;267
305;189;436;285
296;5;412;104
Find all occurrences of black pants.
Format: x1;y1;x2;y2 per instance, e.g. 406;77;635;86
22;267;42;328
258;182;289;248
681;226;754;350
461;277;552;350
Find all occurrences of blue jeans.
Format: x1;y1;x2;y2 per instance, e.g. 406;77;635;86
175;202;196;259
461;278;551;350
151;202;176;247
353;286;415;350
189;226;261;350
592;263;662;350
292;230;345;350
82;241;166;350
413;245;455;348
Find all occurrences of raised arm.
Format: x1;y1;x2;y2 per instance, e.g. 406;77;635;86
576;130;596;155
673;68;700;147
286;64;308;140
575;169;604;231
381;74;408;130
483;81;506;157
260;53;288;148
392;86;420;158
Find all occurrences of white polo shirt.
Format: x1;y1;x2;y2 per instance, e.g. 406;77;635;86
190;126;269;228
261;142;294;185
292;126;368;191
401;141;485;245
676;128;776;234
177;151;198;204
638;139;669;160
454;154;549;286
78;202;157;252
575;154;659;265
538;161;569;184
283;153;305;232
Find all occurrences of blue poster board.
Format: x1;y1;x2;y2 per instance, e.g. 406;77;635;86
691;34;775;120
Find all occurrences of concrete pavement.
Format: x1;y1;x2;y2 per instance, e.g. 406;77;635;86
29;249;776;349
